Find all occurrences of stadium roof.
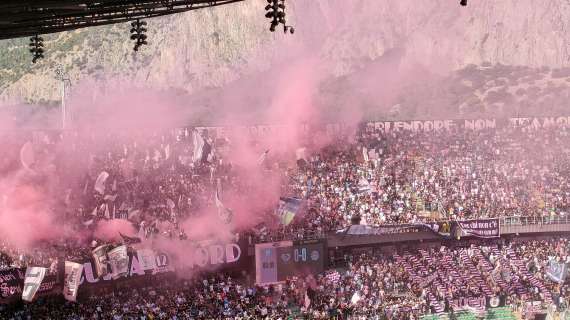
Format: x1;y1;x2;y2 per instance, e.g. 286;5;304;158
0;0;244;40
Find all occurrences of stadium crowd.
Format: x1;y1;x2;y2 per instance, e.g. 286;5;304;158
290;125;570;230
1;237;569;319
2;124;570;264
1;122;570;318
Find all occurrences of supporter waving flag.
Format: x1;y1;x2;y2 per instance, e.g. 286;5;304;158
546;259;567;284
357;177;373;194
362;146;369;162
276;197;303;225
215;183;233;224
94;171;109;194
192;130;205;164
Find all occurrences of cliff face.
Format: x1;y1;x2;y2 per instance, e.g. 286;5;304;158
1;0;570;106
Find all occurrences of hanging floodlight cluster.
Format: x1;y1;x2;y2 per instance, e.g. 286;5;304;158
264;0;294;34
130;19;148;52
460;0;467;6
29;35;44;63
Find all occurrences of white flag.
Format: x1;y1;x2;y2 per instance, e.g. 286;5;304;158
22;267;47;302
304;291;311;309
362;147;369;162
164;144;170;160
108;245;129;280
215;189;233;224
351;291;361;305
137;249;157;271
257;150;270;166
192;131;205;163
94;171;109;194
63;261;83;302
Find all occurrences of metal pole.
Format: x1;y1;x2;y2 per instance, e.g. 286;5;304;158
61;78;66;130
55;65;71;130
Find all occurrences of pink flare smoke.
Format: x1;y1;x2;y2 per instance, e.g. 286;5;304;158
94;219;136;242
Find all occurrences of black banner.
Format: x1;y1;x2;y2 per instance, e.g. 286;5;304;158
457;219;500;238
0;269;57;303
340;219;499;239
0;241;252;303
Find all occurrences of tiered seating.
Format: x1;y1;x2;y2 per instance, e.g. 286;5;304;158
471;247;508;293
505;247;553;304
404;245;554;320
489;246;529;297
400;250;445;313
458;249;493;297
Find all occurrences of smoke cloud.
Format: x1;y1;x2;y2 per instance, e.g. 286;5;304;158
0;0;456;274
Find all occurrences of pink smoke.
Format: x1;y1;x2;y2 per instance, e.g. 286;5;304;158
94;220;136;242
0;0;455;272
0;182;63;249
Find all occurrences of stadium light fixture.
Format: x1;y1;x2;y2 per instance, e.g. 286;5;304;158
264;0;294;34
460;0;467;6
129;19;149;52
29;35;44;63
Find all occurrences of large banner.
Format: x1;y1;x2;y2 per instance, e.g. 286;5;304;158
255;240;325;285
366;116;570;133
0;269;24;302
107;245;129;280
81;242;247;285
1;241;250;303
339;224;420;236
22;267;47;302
182;116;570;143
456;219;500;238
0;268;56;303
91;245;110;278
137;249;157;271
63;262;83;302
339;219;499;239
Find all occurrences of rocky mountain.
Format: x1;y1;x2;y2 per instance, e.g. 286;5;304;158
1;0;570;118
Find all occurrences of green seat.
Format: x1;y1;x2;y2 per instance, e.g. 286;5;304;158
421;307;517;320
